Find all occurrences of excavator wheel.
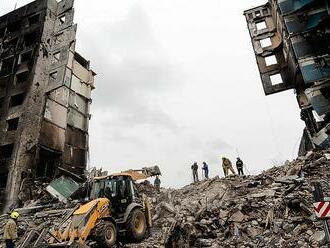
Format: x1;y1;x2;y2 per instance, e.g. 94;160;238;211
94;220;117;247
126;208;147;241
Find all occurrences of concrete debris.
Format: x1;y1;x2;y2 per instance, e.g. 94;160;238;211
125;149;330;247
0;149;330;247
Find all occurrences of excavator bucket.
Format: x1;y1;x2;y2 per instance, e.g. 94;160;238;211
142;166;161;177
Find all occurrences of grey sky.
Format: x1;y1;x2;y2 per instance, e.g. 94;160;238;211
1;0;304;187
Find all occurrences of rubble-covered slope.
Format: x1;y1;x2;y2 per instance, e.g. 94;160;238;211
129;150;330;248
1;150;329;248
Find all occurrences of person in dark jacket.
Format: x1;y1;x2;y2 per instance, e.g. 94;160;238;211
191;162;199;183
202;162;209;179
154;176;161;193
236;157;244;176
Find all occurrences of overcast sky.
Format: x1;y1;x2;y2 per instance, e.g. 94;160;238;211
1;0;305;187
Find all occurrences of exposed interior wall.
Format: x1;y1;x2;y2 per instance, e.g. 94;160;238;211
244;0;330;151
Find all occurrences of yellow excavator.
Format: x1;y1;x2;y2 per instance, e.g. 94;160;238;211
48;166;161;247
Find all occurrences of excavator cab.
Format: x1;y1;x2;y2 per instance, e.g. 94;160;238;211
48;166;159;247
90;175;137;219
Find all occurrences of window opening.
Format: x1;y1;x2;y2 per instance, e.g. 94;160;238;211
16;71;29;84
256;21;267;30
36;148;60;178
270;73;283;85
0;57;14;75
0;28;5;38
260;38;272;48
7;21;21;33
50;71;58;80
265;55;277;66
3;37;18;50
18;50;33;65
28;14;40;26
53;51;61;64
59;15;66;25
0;97;4;109
7;118;19;131
24;31;39;47
9;93;25;107
0;76;8;89
0;144;14;159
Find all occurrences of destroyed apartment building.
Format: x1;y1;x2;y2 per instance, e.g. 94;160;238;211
0;0;95;211
244;0;330;154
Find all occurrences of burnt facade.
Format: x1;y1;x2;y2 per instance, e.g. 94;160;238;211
0;0;95;210
244;0;330;154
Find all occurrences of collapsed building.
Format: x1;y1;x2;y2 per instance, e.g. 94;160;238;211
0;0;95;211
244;0;330;155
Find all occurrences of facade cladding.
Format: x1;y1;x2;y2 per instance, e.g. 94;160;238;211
244;0;330;154
0;0;95;210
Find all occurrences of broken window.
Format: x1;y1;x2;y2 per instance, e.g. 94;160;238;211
0;144;14;159
36;148;60;178
74;52;89;69
7;21;21;33
0;172;8;188
18;50;33;65
3;37;18;51
54;32;64;46
0;75;9;89
24;31;39;47
0;97;4;109
270;73;283;85
7;118;19;131
28;14;40;26
59;15;66;25
52;51;61;64
255;11;261;17
313;110;324;122
265;55;277;66
260;38;272;48
0;28;5;39
0;57;14;75
15;70;29;84
256;21;267;31
9;93;25;107
50;71;58;81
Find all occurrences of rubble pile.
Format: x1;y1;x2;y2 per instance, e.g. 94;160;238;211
127;150;330;247
0;150;329;247
0;204;77;248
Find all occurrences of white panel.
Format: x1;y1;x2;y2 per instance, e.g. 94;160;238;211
44;99;67;128
68;108;87;131
71;74;91;99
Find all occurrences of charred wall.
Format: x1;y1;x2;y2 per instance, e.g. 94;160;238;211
0;0;95;211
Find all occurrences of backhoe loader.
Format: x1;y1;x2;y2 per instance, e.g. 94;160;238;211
47;166;161;247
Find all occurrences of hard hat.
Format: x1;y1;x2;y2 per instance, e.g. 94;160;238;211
10;211;19;220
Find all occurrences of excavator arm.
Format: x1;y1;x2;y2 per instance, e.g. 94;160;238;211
111;165;161;181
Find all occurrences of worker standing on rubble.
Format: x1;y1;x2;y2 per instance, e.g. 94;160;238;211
222;157;236;177
236;157;244;176
154;175;161;193
202;162;209;179
191;162;199;182
3;211;19;248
